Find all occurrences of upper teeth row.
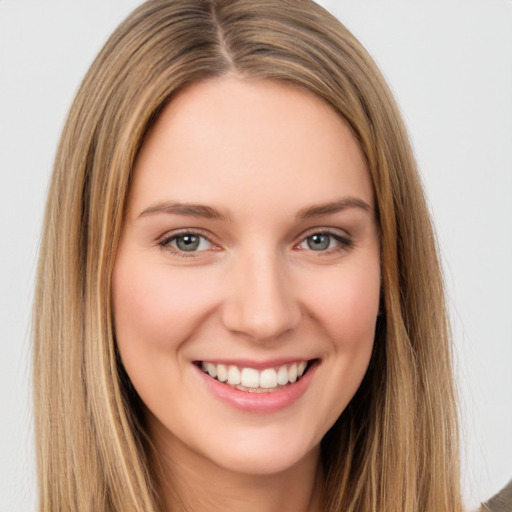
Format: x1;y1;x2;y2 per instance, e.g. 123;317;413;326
201;361;308;389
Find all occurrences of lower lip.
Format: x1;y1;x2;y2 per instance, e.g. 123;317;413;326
195;362;318;413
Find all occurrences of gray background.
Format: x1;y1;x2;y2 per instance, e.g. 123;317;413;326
1;1;511;510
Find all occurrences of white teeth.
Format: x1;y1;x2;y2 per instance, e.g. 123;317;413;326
206;362;217;378
288;363;298;383
227;365;241;385
201;361;310;390
259;368;278;388
241;368;259;388
277;365;289;386
216;364;228;382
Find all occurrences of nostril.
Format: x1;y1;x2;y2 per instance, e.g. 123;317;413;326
221;302;301;342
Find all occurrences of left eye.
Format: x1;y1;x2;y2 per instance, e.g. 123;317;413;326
161;233;212;252
298;232;347;252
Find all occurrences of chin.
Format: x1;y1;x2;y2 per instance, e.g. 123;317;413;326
190;421;322;477
210;443;318;477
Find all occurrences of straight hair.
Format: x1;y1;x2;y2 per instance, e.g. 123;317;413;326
33;1;463;510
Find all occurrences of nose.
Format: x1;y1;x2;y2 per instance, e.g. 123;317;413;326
220;249;301;342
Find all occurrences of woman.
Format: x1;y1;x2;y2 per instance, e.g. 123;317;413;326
32;0;464;510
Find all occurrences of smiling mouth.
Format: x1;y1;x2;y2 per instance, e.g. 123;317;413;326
196;360;314;393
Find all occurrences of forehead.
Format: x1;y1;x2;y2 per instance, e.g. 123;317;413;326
129;76;373;219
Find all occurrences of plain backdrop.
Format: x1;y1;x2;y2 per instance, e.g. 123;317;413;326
0;1;511;510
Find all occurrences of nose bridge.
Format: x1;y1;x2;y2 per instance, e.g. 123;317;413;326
221;246;300;341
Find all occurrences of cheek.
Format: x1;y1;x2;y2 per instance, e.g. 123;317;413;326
284;257;380;442
112;255;220;354
302;259;381;345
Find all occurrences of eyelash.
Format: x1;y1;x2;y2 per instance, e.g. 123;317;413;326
296;230;353;253
157;229;215;259
157;228;353;258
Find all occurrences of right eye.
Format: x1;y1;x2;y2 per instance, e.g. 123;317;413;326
159;233;213;254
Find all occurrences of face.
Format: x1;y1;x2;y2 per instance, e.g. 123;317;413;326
113;77;380;477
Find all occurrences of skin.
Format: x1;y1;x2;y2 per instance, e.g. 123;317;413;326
112;76;381;512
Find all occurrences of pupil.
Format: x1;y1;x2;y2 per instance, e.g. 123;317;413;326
307;234;329;251
177;235;200;251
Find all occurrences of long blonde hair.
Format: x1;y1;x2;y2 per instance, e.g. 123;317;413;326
33;0;463;510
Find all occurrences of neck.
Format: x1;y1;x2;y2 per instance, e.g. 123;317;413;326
149;426;323;512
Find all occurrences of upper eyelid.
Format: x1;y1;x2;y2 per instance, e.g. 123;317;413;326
297;226;352;241
158;228;215;243
158;225;351;240
301;226;350;236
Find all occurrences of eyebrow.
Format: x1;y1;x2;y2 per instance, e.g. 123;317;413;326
138;201;230;221
296;197;372;219
138;197;372;221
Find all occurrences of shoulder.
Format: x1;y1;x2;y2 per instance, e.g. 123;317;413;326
478;479;512;512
